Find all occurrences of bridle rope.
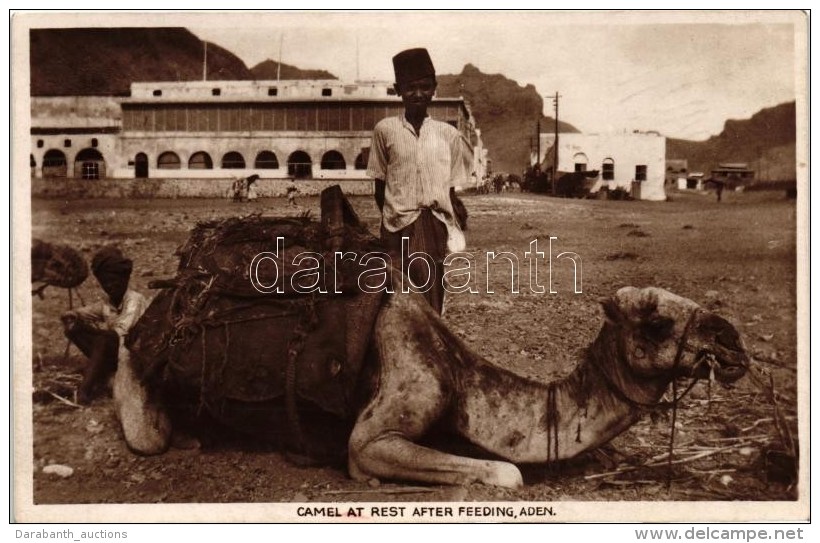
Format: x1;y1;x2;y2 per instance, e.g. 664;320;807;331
585;307;709;487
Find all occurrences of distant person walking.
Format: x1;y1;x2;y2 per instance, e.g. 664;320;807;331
286;183;299;207
715;181;725;202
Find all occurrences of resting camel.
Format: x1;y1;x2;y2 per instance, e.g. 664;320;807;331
105;187;748;488
114;281;747;488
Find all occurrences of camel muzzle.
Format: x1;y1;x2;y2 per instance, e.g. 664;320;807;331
692;348;748;385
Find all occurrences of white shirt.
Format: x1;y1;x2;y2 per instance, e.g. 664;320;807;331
367;115;472;244
74;288;150;338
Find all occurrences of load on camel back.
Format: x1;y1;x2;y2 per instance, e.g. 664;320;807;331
116;186;749;488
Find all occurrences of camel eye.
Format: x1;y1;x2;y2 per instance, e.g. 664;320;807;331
642;317;675;341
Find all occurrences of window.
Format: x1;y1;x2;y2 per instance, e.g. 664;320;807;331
321;88;332;97
43;149;67;168
157;151;181;169
354;149;369;170
64;139;71;148
91;138;98;148
212;88;221;96
153;89;162;97
221;151;246;169
320;150;346;170
288;150;313;178
254;151;279;169
268;87;278;96
635;165;647;181
602;159;614;181
30;154;36;168
37;139;44;148
81;161;100;180
188;151;213;169
572;152;588;173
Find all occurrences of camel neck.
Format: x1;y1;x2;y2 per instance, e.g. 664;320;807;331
451;324;666;464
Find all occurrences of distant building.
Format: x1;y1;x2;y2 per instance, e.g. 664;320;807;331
535;131;667;201
666;159;688;186
31;79;485;197
708;163;755;189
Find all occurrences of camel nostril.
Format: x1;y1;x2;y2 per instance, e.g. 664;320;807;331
634;347;646;359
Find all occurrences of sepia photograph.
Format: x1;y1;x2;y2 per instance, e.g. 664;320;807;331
11;10;808;523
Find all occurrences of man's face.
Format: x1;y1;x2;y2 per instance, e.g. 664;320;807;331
395;76;437;116
97;274;129;307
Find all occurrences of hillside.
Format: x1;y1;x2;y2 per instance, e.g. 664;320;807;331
29;29;577;173
30;28;252;96
250;60;337;80
667;102;796;180
438;64;579;173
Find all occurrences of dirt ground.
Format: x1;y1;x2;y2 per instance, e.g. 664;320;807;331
25;188;800;509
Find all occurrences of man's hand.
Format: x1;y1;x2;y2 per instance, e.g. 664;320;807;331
61;311;78;332
375;179;386;212
450;187;468;231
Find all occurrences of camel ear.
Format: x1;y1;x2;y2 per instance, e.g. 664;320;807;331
600;297;623;324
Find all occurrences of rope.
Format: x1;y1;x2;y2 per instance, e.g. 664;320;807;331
545;384;559;463
284;295;319;455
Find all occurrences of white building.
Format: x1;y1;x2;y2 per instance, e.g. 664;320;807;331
536;132;667;201
31;79;486;197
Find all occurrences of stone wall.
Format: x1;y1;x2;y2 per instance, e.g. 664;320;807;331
31;177;374;199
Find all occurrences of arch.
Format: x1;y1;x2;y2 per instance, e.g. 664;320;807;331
75;148;104;161
74;147;106;179
602;157;615;181
287;150;313;179
254;150;279;169
42;149;67;178
320;150;346;170
135;152;149;178
572;152;589;173
221;151;246;169
188;151;213;170
354;150;368;170
157;151;181;169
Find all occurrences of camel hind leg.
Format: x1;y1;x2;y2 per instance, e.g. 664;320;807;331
348;298;523;489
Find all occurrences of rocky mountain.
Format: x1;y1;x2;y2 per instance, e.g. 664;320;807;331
666;102;796;181
437;64;578;173
250;59;337;81
30;28;252;96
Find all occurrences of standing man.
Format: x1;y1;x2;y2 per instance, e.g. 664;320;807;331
367;47;471;314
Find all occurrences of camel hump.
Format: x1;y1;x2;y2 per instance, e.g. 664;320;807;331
128;186;385;422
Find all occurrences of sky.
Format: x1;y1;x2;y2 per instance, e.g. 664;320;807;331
187;11;802;141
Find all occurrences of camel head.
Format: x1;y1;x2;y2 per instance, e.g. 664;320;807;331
598;287;748;403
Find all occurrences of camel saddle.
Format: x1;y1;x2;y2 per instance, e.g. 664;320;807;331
127;186;385;424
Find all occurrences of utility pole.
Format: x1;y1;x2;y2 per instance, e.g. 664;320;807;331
277;33;284;82
552;92;561;195
203;41;208;81
536;118;541;170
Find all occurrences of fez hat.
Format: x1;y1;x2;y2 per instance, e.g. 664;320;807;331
392;48;436;85
91;245;133;280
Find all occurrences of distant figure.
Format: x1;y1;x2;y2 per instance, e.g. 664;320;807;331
229;176;247;202
246;174;260;202
286;183;299;207
715;181;725;202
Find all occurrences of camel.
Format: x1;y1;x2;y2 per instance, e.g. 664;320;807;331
113;280;748;489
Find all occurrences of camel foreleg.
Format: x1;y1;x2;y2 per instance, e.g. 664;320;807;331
348;300;523;489
113;348;172;455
